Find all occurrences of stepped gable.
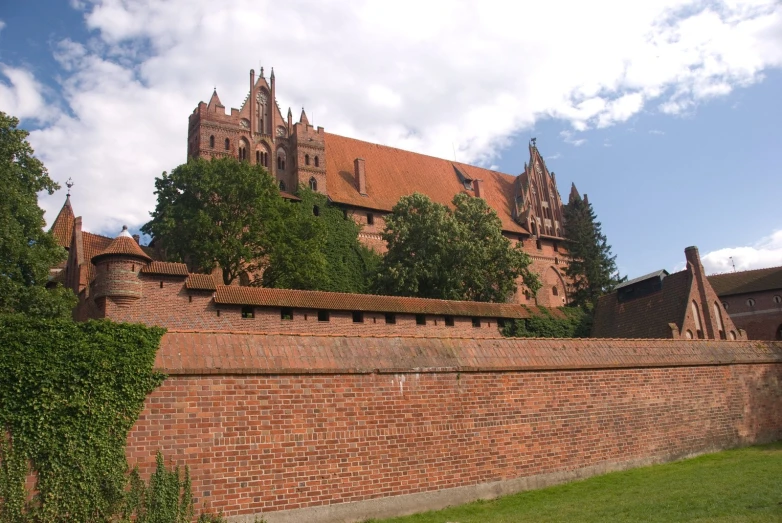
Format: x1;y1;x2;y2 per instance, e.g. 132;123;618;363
215;286;533;319
592;270;691;339
50;195;75;248
92;226;152;263
324;133;528;234
708;265;782;296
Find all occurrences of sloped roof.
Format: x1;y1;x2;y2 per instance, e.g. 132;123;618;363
92;227;152;263
592;270;692;339
50;196;75;248
141;261;189;276
215;286;536;319
708;266;782;296
324;134;528;234
614;270;669;291
186;273;217;291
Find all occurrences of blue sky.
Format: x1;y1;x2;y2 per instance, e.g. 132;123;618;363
1;0;781;278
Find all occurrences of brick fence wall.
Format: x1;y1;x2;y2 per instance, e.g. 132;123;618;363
127;335;782;522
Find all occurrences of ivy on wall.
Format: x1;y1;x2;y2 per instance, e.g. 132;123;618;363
502;306;593;338
0;316;165;522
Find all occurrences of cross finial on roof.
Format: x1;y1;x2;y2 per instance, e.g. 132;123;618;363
65;177;74;195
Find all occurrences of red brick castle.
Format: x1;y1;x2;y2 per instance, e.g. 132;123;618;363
187;68;572;307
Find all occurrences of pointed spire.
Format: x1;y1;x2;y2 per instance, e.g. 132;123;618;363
208;88;222;108
287;107;292;118
569;182;581;204
270;67;275;80
92;226;151;264
299;107;310;125
50;192;75;249
260;66;264;78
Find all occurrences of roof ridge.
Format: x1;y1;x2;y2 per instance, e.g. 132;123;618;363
326;132;517;181
707;264;782;278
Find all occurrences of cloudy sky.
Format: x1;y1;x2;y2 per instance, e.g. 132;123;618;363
1;0;781;278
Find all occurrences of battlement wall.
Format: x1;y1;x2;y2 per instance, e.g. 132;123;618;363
126;334;782;522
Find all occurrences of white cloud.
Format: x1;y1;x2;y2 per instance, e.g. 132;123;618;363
0;20;6;34
560;130;587;147
18;0;782;235
702;229;782;274
649;129;666;135
0;65;57;122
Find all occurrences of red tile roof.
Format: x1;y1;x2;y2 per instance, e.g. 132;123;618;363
156;332;782;375
186;273;217;291
708;266;782;296
141;261;189;276
81;232;114;283
92;230;152;263
214;286;533;318
324;134;528;235
49;196;75;248
592;270;692;339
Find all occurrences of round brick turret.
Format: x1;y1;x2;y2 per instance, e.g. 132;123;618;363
91;226;152;306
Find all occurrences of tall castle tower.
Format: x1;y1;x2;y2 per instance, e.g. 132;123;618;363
187;68;326;195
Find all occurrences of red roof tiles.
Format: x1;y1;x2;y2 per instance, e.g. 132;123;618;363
156;331;782;375
141;261;189;276
324;134;528;234
186;273;217;291
92;230;152;263
708;266;782;296
214;286;532;318
49;196;75;248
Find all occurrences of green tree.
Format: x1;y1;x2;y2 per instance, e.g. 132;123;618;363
562;192;622;308
374;192;540;302
142;157;326;286
0;112;75;318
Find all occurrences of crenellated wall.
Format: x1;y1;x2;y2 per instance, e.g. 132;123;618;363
126;334;782;522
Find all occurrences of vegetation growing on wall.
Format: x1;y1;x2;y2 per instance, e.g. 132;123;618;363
501;306;592;338
0;316;165;522
0;112;75;318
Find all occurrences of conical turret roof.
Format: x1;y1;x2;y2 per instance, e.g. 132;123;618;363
50;195;75;248
91;226;151;263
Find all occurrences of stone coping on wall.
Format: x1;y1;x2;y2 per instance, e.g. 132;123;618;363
157;330;782;375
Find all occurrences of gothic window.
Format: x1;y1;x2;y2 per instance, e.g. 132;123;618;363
279;180;286;192
314;156;319;167
224;138;230;150
305;154;310;166
209;135;215;148
691;301;703;338
713;302;725;339
552;286;559;296
259;118;264;133
309;177;317;191
277;150;286;171
256;151;260;164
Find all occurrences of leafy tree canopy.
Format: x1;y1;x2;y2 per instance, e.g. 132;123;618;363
142;157;322;286
374;192;540;302
0;112;76;318
562;192;622;309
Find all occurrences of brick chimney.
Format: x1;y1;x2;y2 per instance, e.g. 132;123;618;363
354;157;367;195
473;179;483;198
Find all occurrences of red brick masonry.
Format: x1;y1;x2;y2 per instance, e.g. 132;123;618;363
127;335;782;520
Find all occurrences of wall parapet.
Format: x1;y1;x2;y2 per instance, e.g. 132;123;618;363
158;331;782;375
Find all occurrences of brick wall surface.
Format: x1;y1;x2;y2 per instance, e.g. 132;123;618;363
722;289;782;340
126;334;782;519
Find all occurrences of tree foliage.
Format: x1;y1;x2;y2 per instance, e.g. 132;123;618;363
501;306;592;338
0;112;76;318
0;317;165;522
374;192;540;302
142;157;325;286
562;192;622;309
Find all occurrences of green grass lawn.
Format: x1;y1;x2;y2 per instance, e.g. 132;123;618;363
373;442;782;523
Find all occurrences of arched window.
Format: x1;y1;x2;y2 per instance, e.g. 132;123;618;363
713;302;725;339
314;156;319;167
552;286;559;296
256;151;260;164
209;135;215;148
279;180;286;192
277;150;286;171
224;138;230;150
305;154;310;166
685;330;693;339
691;301;702;338
309;177;317;191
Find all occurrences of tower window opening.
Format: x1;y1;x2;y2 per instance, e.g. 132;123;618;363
209;135;215;148
367;213;374;225
279;180;286;192
552;286;559;296
314;156;319;167
256;151;260;163
224;138;230;150
309;177;318;191
305;154;310;166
